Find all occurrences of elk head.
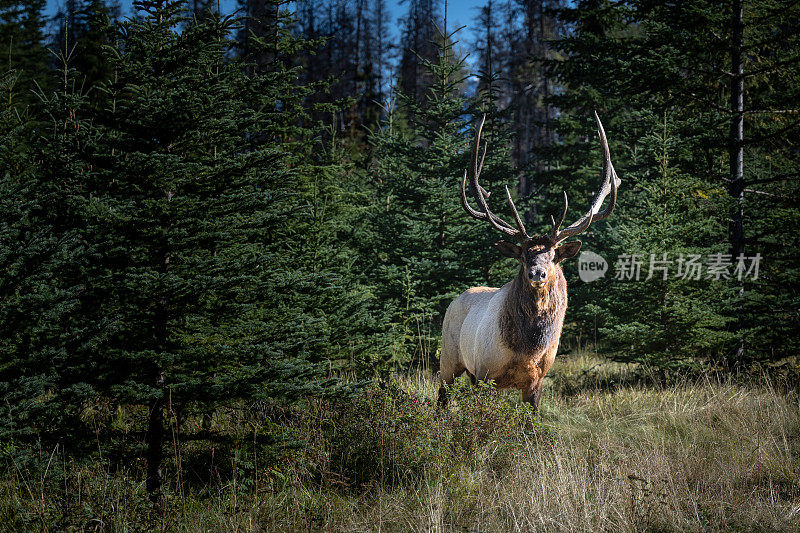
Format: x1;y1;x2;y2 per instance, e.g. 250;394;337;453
461;113;621;290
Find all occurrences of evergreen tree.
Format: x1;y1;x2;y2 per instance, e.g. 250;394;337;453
397;0;441;116
1;0;368;500
236;0;284;69
474;0;505;106
188;0;218;19
511;0;563;198
364;21;518;368
49;0;121;102
543;0;800;367
72;0;119;92
472;1;565;201
0;0;50;109
0;46;92;463
594;112;733;369
292;0;390;145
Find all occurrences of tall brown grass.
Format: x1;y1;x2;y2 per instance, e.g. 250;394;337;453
2;355;799;532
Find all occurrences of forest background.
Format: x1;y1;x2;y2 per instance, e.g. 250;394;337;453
1;0;799;529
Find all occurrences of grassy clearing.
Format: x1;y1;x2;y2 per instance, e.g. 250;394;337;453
2;355;799;532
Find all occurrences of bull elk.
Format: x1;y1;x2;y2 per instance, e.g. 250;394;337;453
438;112;621;411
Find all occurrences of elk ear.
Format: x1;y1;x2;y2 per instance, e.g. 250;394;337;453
494;240;521;260
555;241;582;263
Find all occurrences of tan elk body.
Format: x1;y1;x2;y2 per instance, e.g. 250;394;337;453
438;113;621;411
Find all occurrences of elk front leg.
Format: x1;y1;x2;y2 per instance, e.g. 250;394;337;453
523;380;543;413
437;381;449;407
437;368;462;408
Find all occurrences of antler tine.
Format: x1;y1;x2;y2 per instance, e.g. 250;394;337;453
460;115;528;241
471;117;501;219
460;165;517;235
460;169;516;231
588;111;621;222
551;112;621;244
477;142;491;199
460;170;489;219
505;185;528;237
549;190;569;240
551;209;593;243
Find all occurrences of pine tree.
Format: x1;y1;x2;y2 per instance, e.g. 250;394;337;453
0;0;50;110
512;0;563;198
595;112;734;369
291;0;390;146
0;44;94;463
72;0;118;92
236;0;282;68
1;0;364;500
470;0;565;227
364;20;518;368
49;0;121;104
543;0;800;367
397;0;441;117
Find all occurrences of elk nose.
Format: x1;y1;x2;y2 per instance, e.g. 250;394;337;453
528;268;546;282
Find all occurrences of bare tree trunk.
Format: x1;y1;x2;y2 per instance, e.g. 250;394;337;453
374;0;386;105
539;1;551;149
729;0;745;364
147;189;173;505
522;0;539;223
146;371;165;504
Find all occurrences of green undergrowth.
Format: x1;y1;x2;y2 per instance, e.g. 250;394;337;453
2;356;799;532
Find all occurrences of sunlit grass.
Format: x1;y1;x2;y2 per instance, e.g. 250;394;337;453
3;355;799;531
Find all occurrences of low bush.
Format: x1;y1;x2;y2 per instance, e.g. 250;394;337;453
296;378;545;490
3;359;799;531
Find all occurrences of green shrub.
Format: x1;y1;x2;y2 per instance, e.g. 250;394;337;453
296;379;547;491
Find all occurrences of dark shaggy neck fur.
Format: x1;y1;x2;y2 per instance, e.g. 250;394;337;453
499;266;568;355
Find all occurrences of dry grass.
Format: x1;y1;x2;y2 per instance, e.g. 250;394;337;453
3;355;799;532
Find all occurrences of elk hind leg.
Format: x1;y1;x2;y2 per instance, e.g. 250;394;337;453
438;346;465;408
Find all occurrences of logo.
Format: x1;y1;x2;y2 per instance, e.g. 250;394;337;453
578;251;608;283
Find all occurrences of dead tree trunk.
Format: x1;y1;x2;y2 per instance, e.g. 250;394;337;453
146;370;165;503
146;188;173;504
728;0;745;364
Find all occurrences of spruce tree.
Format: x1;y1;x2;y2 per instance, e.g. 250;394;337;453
593;113;734;369
71;0;118;94
543;0;800;367
0;46;93;462
0;0;50;109
397;0;441;116
1;0;363;500
364;21;519;368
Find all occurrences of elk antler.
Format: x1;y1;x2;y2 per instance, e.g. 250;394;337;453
460;115;530;243
550;112;621;244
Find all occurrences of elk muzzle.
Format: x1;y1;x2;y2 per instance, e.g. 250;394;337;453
527;266;548;286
